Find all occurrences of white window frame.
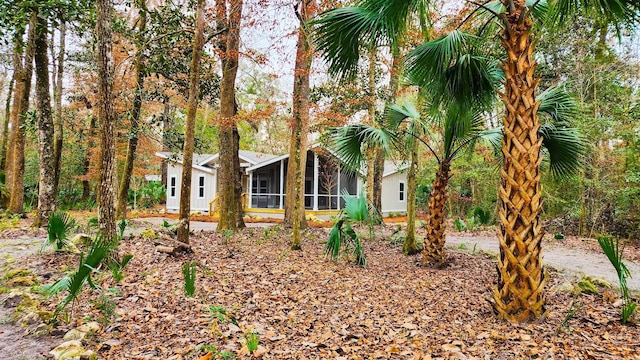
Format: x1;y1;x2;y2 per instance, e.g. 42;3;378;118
197;175;206;199
170;175;177;198
399;181;406;202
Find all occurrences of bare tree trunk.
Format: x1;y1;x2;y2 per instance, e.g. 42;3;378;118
286;0;314;250
0;77;14;172
81;111;96;201
217;0;245;232
161;100;170;187
176;0;205;244
34;12;57;227
403;141;420;255
365;47;376;209
8;13;36;215
117;2;147;219
96;0;117;241
52;20;66;201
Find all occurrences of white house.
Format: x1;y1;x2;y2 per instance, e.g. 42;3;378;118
156;146;407;219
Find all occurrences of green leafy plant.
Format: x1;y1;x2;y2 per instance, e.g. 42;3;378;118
245;330;259;353
325;191;371;266
554;233;565;240
92;294;116;324
597;235;637;323
44;236;113;321
45;212;77;251
453;219;467;232
117;218;129;241
471;207;491;225
108;254;133;282
182;261;197;297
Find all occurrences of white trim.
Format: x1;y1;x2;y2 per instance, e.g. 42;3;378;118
399;181;406;202
169;175;177;198
246;153;290;172
279;159;284;209
248;172;253;208
313;152;319;210
197;175;206;199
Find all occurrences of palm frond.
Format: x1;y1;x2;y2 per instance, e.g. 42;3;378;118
46;212;77;251
330;124;396;172
537;85;578;124
405;31;502;108
539;123;586;178
342;190;369;223
552;0;640;34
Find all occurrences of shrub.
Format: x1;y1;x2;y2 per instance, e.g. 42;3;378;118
182;261;197;297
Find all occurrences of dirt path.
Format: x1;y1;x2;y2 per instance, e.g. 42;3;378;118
446;234;640;292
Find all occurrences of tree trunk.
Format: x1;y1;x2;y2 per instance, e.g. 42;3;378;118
216;0;245;232
422;161;450;267
492;5;547;322
0;77;14;172
285;0;314;250
52;20;66;202
176;0;205;244
161;100;171;187
116;3;147;219
403;141;420;255
8;13;36;215
81;112;97;201
365;48;376;210
96;0;117;242
34;12;57;227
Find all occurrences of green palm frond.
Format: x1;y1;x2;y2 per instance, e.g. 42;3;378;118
313;0;428;79
539;123;586;178
552;0;640;33
537;86;578;124
479;0;549;19
49;236;113;320
46;212;77;251
405;30;502;108
343;190;370;223
330;124;396;172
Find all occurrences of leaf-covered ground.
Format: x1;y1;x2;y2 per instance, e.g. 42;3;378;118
22;225;639;359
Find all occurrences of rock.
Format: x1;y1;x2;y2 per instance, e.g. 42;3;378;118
20;311;40;326
62;242;81;254
5;276;36;287
50;340;97;360
64;321;100;340
557;281;575;293
3;289;36;308
577;278;599;295
141;228;158;239
29;323;51;337
70;234;91;246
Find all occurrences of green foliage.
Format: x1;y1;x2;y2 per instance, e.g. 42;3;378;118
597;235;637;323
92;294;116;324
324;191;370;267
117;218;128;241
182;261;197;297
246;330;259;353
108;254;133;283
44;236;113;321
0;212;21;232
453;219;467;232
471;207;491;225
45;212;77;251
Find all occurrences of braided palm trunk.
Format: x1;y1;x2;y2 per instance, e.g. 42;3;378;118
422;161;450;267
492;7;547;322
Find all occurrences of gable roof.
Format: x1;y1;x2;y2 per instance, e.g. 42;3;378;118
156;150;279;169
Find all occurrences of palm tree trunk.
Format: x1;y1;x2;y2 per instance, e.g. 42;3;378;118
52;20;66;200
116;3;147;219
8;13;36;215
403;141;420;255
422;161;450;267
217;0;245;232
492;6;547;322
0;77;13;172
285;0;314;249
176;0;206;244
34;12;57;227
96;0;117;241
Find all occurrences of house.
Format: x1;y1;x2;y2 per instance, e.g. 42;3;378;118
156;146;407;219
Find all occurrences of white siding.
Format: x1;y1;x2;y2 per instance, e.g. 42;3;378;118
381;172;408;215
165;163;215;213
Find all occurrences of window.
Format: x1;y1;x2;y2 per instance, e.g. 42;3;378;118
170;176;177;198
399;181;406;201
198;176;206;198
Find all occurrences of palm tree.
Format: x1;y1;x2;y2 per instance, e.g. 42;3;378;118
317;0;635;322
